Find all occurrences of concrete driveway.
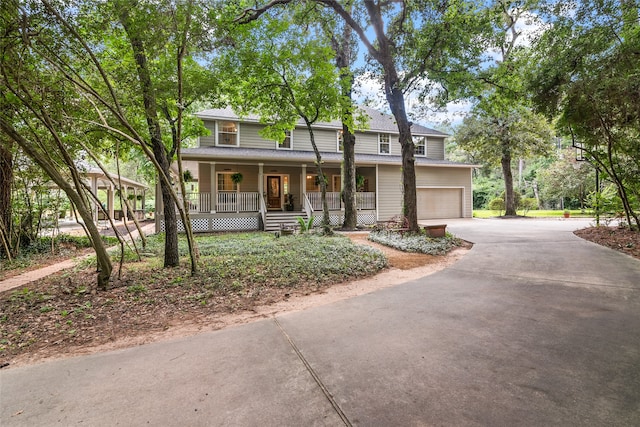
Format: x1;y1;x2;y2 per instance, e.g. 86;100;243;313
2;218;640;426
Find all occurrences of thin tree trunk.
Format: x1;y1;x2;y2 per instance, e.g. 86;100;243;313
303;120;331;234
0;140;12;257
501;142;516;216
120;12;179;267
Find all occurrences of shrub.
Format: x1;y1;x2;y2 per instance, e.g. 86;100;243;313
368;230;462;255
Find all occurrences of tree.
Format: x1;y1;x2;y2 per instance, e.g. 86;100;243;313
240;0;494;232
537;149;595;210
527;0;640;228
224;7;344;234
455;107;554;215
3;0;219;273
455;0;554;216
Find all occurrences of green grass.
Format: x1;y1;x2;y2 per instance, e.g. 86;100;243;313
473;209;594;218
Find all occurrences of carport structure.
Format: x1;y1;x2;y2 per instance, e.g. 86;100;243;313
83;167;148;223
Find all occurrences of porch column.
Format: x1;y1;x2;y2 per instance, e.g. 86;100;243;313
375;164;380;221
141;190;146;217
301;164;307;194
91;176;98;222
122;185;128;221
107;186;114;222
210;162;216;213
258;163;264;196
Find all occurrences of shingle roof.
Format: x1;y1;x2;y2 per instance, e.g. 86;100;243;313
196;105;448;137
181;146;475;168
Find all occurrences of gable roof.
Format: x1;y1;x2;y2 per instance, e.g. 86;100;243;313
195;105;448;137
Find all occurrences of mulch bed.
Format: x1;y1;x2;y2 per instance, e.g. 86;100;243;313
574;226;640;260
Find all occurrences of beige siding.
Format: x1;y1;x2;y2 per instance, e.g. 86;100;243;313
293;127;338;152
239;123;274;149
354;132;380;155
426;137;445;160
376;165;404;220
199;121;216;146
198;162;211;193
415;166;473;218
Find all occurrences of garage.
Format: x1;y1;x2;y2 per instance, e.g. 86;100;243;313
417;188;463;219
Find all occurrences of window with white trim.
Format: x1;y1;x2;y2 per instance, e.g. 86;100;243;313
217;121;238;146
277;130;292;150
337;130;344;152
217;173;237;192
378;133;390;154
413;136;426;156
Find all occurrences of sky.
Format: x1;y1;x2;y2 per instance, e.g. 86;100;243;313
349;8;545;132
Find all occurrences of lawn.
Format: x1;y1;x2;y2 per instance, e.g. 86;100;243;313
473;209;594;218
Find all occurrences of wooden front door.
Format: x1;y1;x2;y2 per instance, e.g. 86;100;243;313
267;176;281;209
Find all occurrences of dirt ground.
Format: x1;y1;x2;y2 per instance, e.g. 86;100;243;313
0;233;471;368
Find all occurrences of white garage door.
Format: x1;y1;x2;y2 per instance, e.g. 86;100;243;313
417;188;463;219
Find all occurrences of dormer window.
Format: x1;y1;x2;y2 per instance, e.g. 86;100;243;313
378;133;390;154
276;130;292;150
217;121;238;146
413;136;426;156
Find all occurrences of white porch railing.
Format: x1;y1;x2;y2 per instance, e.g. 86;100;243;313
307;191;376;211
308;192;341;211
217;192;259;213
355;192;376;210
180;191;371;213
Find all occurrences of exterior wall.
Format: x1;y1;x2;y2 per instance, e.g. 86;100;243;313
197;118;447;160
415;166;473;218
354;132;381;155
376;164;404;221
292;127;337;152
239;123;272;149
198;162;211;193
200;122;216;146
426;137;445;160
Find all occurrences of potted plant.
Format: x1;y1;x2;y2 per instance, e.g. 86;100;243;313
231;172;243;184
285;193;295;211
563;209;571;218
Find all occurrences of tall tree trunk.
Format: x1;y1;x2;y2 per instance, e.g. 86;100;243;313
364;2;419;232
121;12;179;267
387;88;419;231
333;13;357;230
304;121;331;234
501;142;516;216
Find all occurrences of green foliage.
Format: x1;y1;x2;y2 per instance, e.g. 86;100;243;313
527;1;640;228
368;231;462;256
296;216;314;233
520;198;538;215
488;197;505;212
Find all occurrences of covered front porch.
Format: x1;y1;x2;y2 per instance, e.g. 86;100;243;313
157;161;378;232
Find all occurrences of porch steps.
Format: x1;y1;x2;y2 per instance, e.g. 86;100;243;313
264;211;306;232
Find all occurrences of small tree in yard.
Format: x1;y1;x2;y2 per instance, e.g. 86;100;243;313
222;7;344;234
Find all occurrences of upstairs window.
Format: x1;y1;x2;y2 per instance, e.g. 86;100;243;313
277;130;292;150
413;136;426;156
217;121;238;146
337;130;344;152
378;133;390;154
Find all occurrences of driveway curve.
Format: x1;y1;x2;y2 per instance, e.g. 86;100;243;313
2;218;639;426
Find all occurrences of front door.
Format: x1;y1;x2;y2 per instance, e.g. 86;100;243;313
267;176;281;209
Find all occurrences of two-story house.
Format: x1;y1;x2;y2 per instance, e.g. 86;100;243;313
155;106;474;233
